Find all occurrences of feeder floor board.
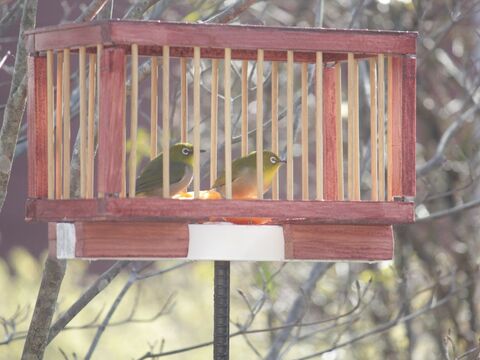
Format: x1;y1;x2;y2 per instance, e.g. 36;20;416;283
51;222;394;261
26;198;414;225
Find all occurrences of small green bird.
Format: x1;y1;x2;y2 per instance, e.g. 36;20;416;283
212;150;286;199
136;143;201;197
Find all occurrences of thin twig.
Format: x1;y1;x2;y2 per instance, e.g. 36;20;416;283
47;261;131;344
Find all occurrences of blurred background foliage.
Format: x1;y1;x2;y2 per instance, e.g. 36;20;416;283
0;0;479;359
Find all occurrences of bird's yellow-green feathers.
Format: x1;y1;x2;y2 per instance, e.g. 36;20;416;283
212;151;285;198
135;143;195;196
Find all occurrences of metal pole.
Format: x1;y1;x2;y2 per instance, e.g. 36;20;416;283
213;260;230;360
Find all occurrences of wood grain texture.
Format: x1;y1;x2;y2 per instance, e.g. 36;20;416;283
26;21;417;56
193;47;201;198
75;222;188;258
210;59;219;187
301;62;309;200
256;49;264;200
286;51;294;200
27;56;48;199
48;222;56;258
377;54;386;200
271;61;279;200
335;64;344;200
129;44;139;197
62;49;71;199
25;198;415;224
323;66;338;200
402;56;416;197
162;46;170;198
98;48;126;197
55;52;63;200
391;56;403;197
284;224;393;260
150;56;158;159
315;53;323;200
47;51;54;199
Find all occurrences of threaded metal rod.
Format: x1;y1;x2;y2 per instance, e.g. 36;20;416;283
214;260;230;360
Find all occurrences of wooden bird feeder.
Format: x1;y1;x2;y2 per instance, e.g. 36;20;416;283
25;20;416;262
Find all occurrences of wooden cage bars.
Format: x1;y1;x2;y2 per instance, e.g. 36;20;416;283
25;20;416;261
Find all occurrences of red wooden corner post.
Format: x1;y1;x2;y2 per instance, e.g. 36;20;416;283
323;65;339;200
391;57;404;198
401;56;416;197
27;55;48;199
98;48;126;197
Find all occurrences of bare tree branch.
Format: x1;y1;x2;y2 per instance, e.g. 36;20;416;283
416;105;478;177
204;0;258;23
75;0;111;23
47;261;130;344
123;0;174;20
265;263;332;360
84;273;135;360
0;0;37;212
21;256;66;360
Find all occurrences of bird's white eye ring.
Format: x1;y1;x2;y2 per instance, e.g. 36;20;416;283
270;156;277;164
182;147;190;156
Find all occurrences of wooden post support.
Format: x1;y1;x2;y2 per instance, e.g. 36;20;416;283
98;48;126;197
27;55;48;199
214;261;230;360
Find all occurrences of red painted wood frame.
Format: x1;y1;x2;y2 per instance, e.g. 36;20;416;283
25;21;417;260
25;20;416;58
27;55;48;198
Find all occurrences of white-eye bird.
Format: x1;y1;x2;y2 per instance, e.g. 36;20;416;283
212;150;286;199
136;143;203;197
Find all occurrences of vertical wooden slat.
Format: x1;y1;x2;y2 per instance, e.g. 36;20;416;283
55;52;63;199
241;60;248;157
323;66;339;200
193;47;201;198
315;53;323;200
62;49;70;199
162;46;170;198
224;48;232;199
129;44;138;197
378;54;385;200
335;63;344;200
180;57;188;143
27;55;48;199
370;58;378;201
150;56;158;159
121;46;127;198
256;49;264;199
47;51;54;200
402;56;416;197
98;48;126;197
210;59;219;187
353;59;360;200
286;50;294;200
87;53;96;199
271;61;279;200
391;56;404;198
387;55;393;200
347;53;354;200
79;47;87;198
301;62;309;200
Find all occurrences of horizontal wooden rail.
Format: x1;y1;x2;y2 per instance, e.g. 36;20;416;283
26;20;417;56
26;198;414;224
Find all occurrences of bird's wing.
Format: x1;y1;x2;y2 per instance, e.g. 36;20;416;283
135;156;186;194
212;157;251;188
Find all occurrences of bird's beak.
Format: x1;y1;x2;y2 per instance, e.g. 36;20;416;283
279;158;287;163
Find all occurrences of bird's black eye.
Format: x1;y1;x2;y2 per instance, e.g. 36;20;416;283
182;147;190;156
270;156;277;164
